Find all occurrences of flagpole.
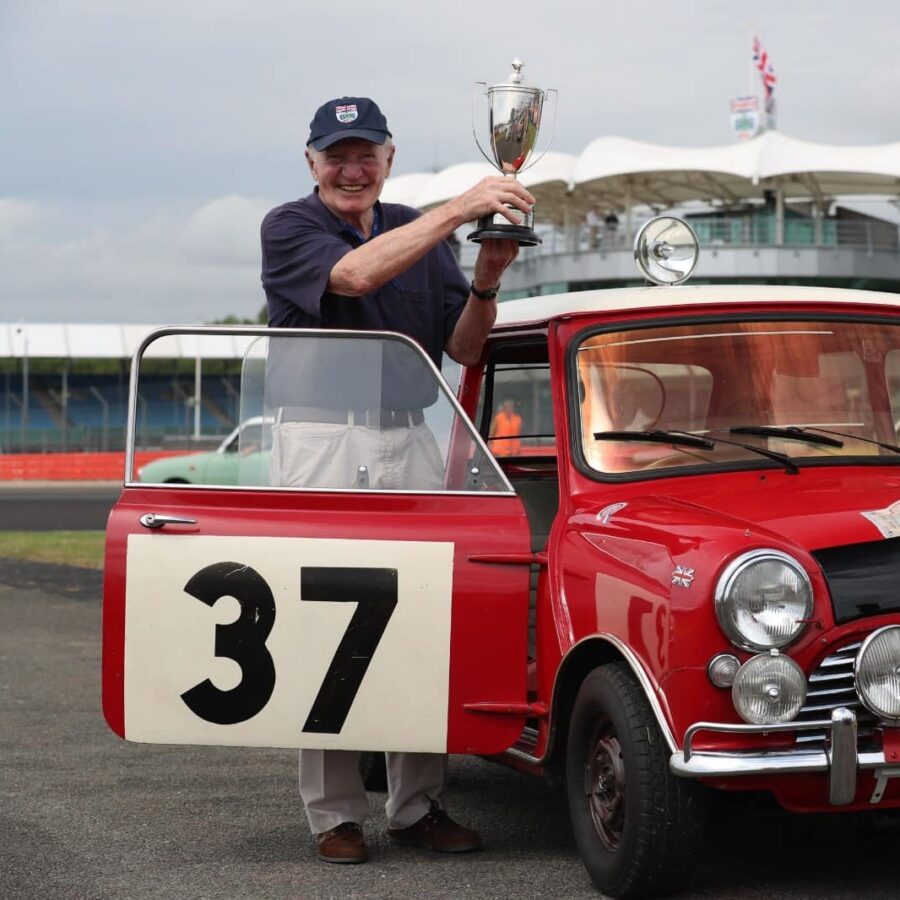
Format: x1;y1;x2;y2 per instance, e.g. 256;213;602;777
748;26;754;97
748;25;762;133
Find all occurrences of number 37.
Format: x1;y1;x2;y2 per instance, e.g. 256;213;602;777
179;561;398;734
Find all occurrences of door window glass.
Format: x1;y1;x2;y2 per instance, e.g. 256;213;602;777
477;343;554;461
132;330;510;493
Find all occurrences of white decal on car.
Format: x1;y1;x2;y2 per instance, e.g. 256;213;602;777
861;500;900;539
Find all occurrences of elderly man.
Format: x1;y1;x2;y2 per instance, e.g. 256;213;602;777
260;96;533;864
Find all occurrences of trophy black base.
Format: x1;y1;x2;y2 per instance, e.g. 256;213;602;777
467;221;542;247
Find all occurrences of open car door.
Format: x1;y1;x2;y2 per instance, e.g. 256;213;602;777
103;328;531;754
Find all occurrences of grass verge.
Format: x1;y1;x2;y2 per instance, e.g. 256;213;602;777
0;531;105;569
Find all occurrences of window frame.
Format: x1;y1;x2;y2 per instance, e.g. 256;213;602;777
126;326;515;495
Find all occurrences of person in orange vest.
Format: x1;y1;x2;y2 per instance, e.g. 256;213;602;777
489;398;523;456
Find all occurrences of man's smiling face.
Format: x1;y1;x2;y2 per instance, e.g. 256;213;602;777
306;138;395;232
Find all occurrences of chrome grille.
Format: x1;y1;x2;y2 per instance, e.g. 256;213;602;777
794;640;878;748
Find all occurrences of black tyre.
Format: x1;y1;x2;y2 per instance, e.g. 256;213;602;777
359;751;388;792
566;663;704;898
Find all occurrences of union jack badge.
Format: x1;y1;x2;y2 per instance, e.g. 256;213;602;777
335;104;358;124
672;565;695;588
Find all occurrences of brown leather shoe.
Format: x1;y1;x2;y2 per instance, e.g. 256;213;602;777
388;803;482;853
316;822;368;864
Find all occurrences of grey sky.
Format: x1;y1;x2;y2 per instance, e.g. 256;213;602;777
2;0;898;323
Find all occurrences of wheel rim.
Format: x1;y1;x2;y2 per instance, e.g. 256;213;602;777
586;721;626;851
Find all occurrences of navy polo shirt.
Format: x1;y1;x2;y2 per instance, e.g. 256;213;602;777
261;191;468;370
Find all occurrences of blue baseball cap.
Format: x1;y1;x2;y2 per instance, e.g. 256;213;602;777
307;97;392;151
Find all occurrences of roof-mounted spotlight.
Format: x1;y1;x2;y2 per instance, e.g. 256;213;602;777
634;216;699;285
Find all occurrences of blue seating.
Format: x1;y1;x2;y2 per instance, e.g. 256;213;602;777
0;372;242;452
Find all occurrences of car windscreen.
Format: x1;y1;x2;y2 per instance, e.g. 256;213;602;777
574;317;900;476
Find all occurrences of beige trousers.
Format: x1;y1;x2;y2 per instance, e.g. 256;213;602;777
300;750;447;833
271;417;448;833
271;419;444;492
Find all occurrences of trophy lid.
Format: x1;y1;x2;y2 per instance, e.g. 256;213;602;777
492;58;538;91
506;59;525;85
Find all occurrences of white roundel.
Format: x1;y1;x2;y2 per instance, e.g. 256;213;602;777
123;533;453;751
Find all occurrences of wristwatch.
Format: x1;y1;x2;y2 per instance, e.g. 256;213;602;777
470;281;500;301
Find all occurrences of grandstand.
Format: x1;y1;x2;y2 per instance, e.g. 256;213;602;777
0;325;245;454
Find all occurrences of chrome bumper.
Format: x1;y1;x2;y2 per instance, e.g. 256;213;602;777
670;708;896;806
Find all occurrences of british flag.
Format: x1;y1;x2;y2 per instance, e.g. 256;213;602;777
752;35;777;102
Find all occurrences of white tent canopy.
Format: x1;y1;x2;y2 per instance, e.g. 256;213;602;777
0;324;255;359
380;131;900;225
381;151;578;225
376;172;435;208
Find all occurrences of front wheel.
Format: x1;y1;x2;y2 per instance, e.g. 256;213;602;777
566;663;704;898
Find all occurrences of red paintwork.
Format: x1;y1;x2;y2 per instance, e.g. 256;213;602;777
103;485;531;754
701;770;900;812
883;727;900;765
502;300;900;813
551;471;900;742
106;296;900;815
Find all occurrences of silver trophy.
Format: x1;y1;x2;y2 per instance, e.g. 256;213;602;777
469;59;555;247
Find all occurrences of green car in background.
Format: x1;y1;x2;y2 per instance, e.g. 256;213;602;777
137;417;271;486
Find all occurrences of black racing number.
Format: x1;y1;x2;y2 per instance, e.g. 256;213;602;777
180;561;276;725
301;567;398;734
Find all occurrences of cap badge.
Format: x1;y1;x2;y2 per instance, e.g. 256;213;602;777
335;104;358;124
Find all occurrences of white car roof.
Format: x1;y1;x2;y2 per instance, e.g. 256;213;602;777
494;285;900;330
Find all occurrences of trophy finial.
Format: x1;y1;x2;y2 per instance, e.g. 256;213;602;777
509;59;524;84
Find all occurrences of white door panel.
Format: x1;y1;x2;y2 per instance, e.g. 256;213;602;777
124;534;453;751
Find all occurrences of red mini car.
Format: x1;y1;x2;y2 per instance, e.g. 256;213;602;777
103;221;900;897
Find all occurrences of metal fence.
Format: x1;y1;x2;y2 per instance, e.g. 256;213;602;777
0;425;123;454
456;215;900;266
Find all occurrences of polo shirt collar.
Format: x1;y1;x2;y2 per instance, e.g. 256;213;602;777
310;188;385;244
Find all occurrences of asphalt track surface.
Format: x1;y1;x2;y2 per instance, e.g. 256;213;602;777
0;482;122;531
2;498;900;898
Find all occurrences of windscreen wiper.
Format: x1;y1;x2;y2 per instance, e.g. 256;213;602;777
791;426;900;455
684;430;800;474
593;429;800;474
730;425;844;448
593;429;715;450
732;424;900;455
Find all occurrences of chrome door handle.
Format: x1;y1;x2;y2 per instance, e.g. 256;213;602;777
139;513;198;529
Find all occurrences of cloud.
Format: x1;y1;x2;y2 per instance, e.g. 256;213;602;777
0;199;43;237
182;195;270;267
3;1;900;324
0;195;271;323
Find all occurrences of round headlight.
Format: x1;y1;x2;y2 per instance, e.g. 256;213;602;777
854;626;900;723
715;550;813;651
732;650;807;725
